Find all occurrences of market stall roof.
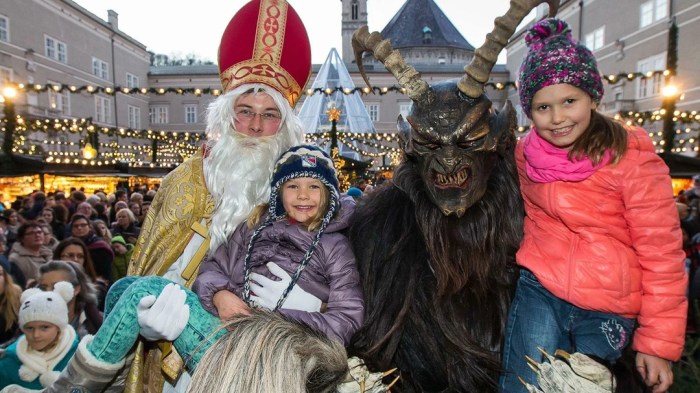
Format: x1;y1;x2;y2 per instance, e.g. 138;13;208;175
0;153;45;176
659;153;700;178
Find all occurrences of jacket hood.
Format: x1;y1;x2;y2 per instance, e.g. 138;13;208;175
324;194;355;233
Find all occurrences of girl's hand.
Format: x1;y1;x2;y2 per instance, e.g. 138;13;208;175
636;352;673;393
212;289;250;319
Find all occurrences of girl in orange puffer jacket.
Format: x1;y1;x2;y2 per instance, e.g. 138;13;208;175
499;18;687;393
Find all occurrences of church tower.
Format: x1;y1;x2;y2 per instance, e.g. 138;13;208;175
341;0;368;64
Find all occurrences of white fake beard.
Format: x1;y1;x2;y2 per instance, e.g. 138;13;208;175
204;130;286;252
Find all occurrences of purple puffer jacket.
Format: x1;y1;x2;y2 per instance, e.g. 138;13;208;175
193;195;363;345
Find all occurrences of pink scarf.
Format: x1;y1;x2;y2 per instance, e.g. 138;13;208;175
523;128;610;183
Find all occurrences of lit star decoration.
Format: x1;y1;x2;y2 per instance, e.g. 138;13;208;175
326;107;342;122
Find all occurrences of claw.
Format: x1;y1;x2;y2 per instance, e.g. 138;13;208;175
518;376;528;387
554;349;571;360
525;355;540;370
526;363;539;374
537;347;555;362
386;374;400;390
382;367;398;377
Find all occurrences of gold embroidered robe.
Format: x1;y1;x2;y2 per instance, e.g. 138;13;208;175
125;147;215;393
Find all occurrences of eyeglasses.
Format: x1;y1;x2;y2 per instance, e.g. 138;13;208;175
60;252;85;261
235;109;282;122
24;230;45;236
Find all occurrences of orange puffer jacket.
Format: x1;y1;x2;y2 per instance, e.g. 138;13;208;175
515;127;687;361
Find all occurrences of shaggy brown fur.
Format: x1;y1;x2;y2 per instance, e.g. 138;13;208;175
348;136;524;392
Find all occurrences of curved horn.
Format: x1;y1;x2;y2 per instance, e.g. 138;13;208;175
352;26;435;106
458;0;559;98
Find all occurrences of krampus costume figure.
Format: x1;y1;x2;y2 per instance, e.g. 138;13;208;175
348;1;558;392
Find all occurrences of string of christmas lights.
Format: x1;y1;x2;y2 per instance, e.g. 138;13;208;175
1;70;670;97
615;110;700;126
1;116;205;143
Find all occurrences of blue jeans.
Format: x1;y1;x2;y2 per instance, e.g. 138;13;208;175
498;270;635;393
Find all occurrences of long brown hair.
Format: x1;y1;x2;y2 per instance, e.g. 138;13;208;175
569;110;630;165
247;180;330;232
1;265;22;331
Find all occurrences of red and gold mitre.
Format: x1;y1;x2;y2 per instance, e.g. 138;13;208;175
218;0;311;107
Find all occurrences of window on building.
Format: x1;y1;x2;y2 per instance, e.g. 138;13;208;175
640;0;668;28
422;26;433;44
149;105;169;124
128;105;141;129
584;26;605;51
185;105;197;124
351;0;359;20
0;15;9;42
365;103;379;122
0;66;12;85
94;96;112;124
399;103;412;119
126;73;139;88
613;86;624;101
655;0;668;20
45;35;67;63
48;81;70;115
637;54;666;99
92;58;109;80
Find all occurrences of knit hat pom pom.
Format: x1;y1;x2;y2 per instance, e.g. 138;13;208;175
53;281;75;303
525;18;572;50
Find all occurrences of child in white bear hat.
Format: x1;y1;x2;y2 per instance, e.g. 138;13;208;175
0;281;78;390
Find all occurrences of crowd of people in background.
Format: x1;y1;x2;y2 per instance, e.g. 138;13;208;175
0;184;157;351
675;174;700;335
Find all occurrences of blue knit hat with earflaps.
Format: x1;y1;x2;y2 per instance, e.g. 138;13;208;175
242;144;341;311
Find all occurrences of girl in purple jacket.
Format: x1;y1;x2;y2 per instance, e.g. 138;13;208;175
193;144;364;345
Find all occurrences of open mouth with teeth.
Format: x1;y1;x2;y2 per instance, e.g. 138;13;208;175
434;167;470;189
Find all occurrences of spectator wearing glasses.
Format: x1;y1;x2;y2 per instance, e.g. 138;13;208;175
69;215;113;286
8;223;53;285
53;238;99;285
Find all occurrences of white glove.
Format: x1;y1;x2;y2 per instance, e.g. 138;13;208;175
137;283;190;341
249;262;322;312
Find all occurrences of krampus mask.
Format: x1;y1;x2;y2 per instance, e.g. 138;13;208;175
353;0;559;216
